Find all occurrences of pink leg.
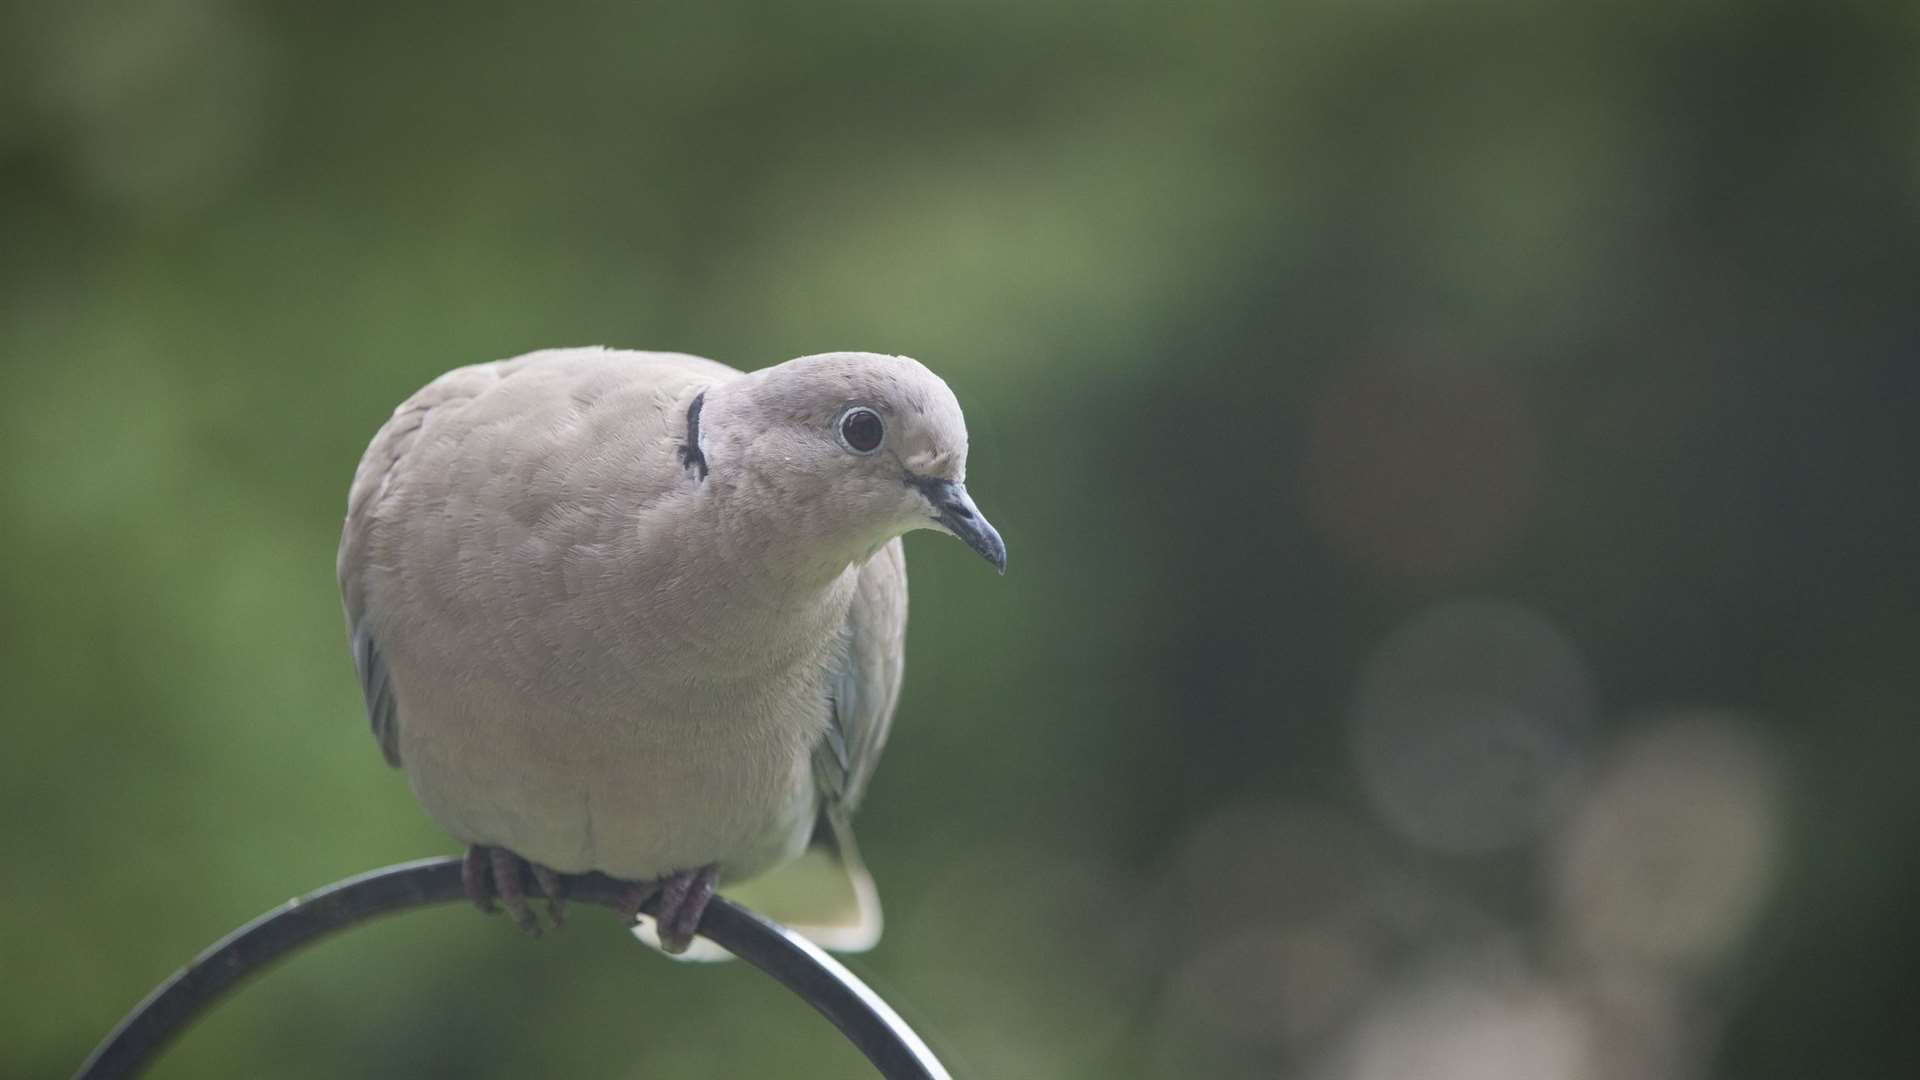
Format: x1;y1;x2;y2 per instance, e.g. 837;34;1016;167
616;879;660;925
654;865;720;955
530;863;567;929
462;845;496;914
487;847;540;935
463;845;567;935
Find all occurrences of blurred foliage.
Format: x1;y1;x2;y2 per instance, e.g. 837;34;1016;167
5;1;1919;1077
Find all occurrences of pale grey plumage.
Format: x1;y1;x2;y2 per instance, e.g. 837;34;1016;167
817;539;908;813
338;347;998;953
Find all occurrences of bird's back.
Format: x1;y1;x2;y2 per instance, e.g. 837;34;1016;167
339;348;735;633
340;347;741;712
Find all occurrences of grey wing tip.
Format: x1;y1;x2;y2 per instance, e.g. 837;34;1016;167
351;622;402;767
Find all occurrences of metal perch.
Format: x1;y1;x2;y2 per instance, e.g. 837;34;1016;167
74;856;951;1080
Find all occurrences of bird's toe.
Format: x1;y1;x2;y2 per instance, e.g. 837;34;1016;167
614;879;659;925
461;845;497;914
654;865;720;955
530;862;567;929
484;847;542;936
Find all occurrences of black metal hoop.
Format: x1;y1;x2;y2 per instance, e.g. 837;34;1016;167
74;857;951;1080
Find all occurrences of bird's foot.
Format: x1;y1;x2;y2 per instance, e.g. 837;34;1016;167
462;844;567;934
654;865;720;954
613;864;719;955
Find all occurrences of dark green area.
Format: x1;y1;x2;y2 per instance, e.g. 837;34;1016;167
4;2;1917;1077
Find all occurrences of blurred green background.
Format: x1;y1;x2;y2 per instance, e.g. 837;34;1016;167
6;1;1919;1077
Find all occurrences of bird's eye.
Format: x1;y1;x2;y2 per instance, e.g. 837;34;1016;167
837;407;885;454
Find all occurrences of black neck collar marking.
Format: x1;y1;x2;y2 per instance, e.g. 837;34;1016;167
678;391;709;480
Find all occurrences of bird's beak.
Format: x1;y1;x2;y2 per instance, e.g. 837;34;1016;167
914;477;1007;573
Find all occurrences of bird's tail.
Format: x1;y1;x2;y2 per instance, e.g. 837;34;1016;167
630;813;882;962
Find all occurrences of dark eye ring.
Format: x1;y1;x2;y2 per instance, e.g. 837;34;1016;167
837;406;885;454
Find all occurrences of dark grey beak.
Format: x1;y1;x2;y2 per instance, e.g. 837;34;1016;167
913;477;1007;573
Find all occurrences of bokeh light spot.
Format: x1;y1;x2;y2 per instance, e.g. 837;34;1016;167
1551;713;1785;971
1352;600;1593;854
1340;947;1593;1080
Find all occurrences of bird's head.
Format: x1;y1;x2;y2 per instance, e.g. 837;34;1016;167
700;352;1006;574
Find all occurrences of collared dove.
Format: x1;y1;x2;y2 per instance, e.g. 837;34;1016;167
338;347;1004;956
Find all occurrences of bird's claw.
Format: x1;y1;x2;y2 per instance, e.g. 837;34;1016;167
531;863;567;928
652;865;720;955
616;879;659;925
463;844;566;934
462;846;713;949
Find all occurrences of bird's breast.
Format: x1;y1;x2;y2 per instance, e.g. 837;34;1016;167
392;636;830;880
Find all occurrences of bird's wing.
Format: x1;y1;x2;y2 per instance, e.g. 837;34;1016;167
337;365;489;766
817;537;909;815
337;347;736;767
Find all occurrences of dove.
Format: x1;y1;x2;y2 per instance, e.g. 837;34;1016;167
337;347;1004;955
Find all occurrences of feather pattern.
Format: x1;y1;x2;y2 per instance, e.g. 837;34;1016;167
815;540;908;814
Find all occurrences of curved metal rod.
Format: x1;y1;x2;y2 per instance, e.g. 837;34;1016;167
74;857;951;1080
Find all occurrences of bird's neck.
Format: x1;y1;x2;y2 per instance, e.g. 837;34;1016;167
698;379;892;594
707;472;875;600
604;376;881;674
604;479;864;682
